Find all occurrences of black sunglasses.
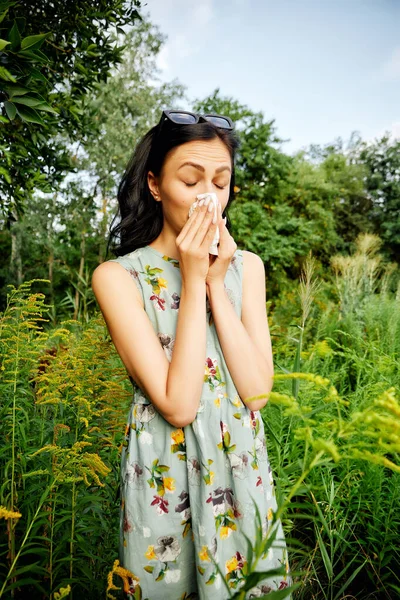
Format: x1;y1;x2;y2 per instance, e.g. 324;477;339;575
159;109;234;131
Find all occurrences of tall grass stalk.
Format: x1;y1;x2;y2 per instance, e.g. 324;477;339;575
0;280;132;598
292;252;322;400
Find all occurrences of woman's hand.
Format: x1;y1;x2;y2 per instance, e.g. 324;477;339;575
176;198;218;286
206;202;237;291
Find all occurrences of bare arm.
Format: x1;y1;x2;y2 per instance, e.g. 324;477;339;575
206;251;273;411
91;196;218;428
166;278;207;425
91;262;208;428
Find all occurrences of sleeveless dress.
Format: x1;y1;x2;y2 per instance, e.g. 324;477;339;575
107;245;292;599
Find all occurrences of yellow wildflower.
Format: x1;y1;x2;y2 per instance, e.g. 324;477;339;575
54;584;71;600
314;339;332;357
106;559;139;599
209;471;215;484
54;585;71;600
0;506;22;520
267;507;273;521
214;397;221;407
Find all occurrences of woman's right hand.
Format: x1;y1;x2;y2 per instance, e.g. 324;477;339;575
176;198;218;285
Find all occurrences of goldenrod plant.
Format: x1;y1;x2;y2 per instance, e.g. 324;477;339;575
1;233;400;598
0;280;132;598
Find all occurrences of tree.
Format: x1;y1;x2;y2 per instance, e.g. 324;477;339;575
0;0;143;283
193;92;340;294
357;134;400;262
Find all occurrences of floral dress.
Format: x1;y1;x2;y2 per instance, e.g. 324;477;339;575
107;244;292;599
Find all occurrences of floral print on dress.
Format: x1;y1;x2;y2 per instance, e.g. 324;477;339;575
206;486;243;539
108;246;293;599
158;333;175;361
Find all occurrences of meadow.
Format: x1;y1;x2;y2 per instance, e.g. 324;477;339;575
1;233;399;600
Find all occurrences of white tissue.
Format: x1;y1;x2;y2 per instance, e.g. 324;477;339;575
188;192;220;255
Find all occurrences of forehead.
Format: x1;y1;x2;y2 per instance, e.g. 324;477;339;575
165;138;231;170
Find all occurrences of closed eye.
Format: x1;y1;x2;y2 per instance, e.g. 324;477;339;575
184;182;226;190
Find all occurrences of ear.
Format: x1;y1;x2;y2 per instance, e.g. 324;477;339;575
147;171;160;200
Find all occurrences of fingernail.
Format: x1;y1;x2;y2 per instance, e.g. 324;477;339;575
223;217;227;225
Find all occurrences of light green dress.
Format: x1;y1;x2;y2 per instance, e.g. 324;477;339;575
108;244;292;599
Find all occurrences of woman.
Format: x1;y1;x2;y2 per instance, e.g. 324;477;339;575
92;110;292;599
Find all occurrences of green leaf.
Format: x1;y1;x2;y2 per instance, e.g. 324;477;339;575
21;32;51;51
9;20;21;50
29;67;48;83
241;530;253;572
4;84;30;97
316;527;332;578
34;102;58;115
15;105;44;125
10;96;57;115
18;48;49;63
0;167;11;183
10;95;43;107
0;66;16;82
0;38;10;50
244;565;287;590
4;101;16;120
0;9;10;25
256;582;302;599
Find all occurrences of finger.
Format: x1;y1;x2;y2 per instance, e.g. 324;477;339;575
191;199;215;247
178;200;209;245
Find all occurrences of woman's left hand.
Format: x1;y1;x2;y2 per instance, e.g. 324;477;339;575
206;202;237;291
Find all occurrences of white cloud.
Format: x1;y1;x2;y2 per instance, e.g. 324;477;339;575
143;0;215;74
382;46;400;80
156;33;199;73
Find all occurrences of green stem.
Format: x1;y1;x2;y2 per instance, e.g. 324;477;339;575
9;306;21;596
70;479;76;586
0;478;59;598
49;491;58;600
246;450;325;581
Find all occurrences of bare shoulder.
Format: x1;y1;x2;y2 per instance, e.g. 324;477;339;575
242;250;265;272
241;250;266;302
92;260;143;308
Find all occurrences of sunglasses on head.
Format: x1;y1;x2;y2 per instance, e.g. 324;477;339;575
159;109;234;130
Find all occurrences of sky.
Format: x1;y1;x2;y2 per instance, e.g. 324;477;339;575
141;0;400;154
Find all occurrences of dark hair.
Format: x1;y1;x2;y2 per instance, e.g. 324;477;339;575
106;118;241;258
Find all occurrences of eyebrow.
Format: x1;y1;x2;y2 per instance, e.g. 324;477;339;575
178;161;231;174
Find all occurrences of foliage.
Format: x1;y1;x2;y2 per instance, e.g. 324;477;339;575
2;238;400;598
265;238;400;599
0;0;143;214
357;135;400;262
0;279;132;598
